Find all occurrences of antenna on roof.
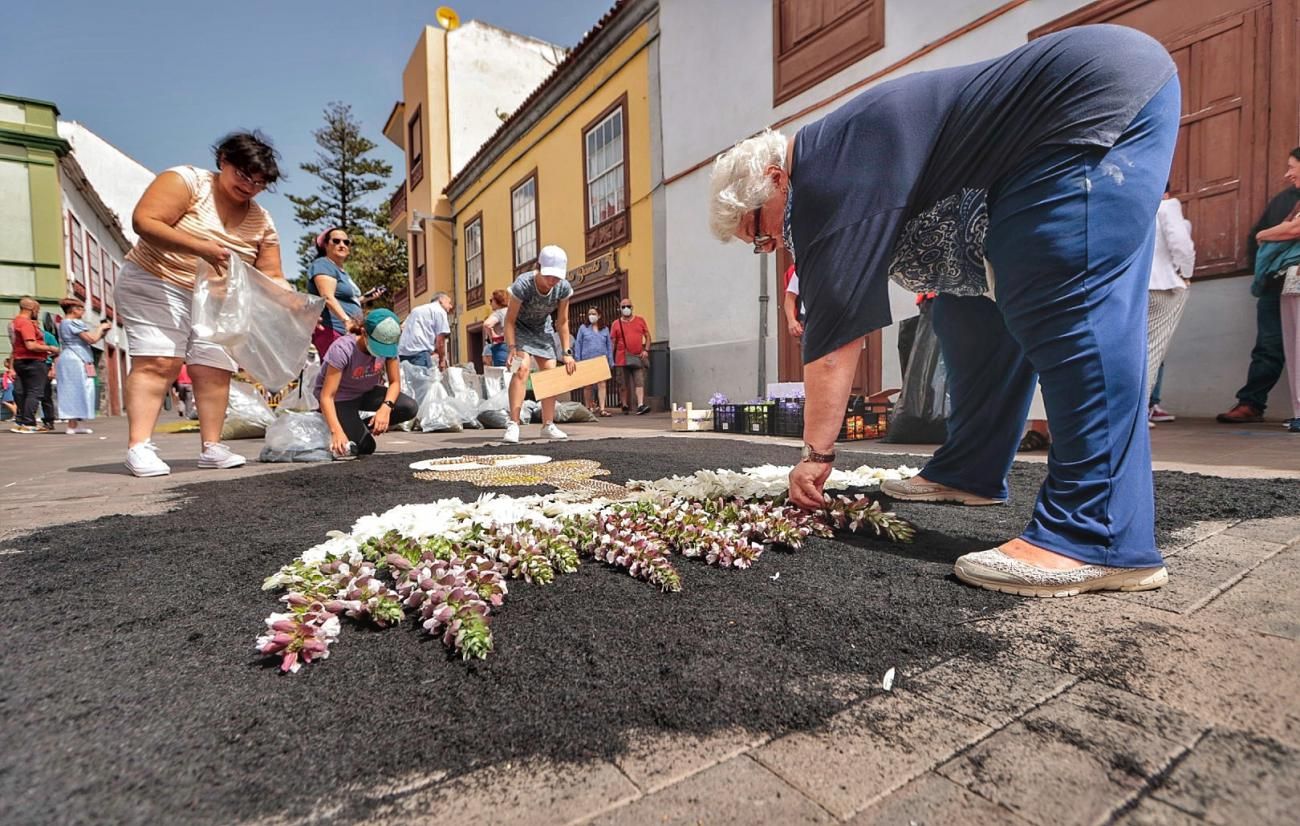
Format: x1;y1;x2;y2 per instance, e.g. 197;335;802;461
436;6;460;31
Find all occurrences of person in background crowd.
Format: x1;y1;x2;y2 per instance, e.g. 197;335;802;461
398;292;453;370
784;265;804;338
56;297;110;434
574;305;614;416
502;244;577;443
1145;182;1195;426
306;227;382;358
1216;148;1300;423
9;296;58;434
480;289;511;367
118;131;284;476
316;308;417;457
1;358;17;421
39;326;59;431
612;297;651;414
1250;163;1300;432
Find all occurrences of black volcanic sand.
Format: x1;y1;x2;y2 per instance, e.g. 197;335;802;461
2;438;1299;824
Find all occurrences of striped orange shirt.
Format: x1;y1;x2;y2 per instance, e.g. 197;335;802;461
126;165;279;289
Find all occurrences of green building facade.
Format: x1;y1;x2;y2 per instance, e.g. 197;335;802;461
0;93;70;360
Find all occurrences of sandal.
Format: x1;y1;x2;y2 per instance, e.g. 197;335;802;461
597;408;613;417
1018;430;1050;451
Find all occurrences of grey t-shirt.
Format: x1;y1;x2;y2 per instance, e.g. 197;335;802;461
509;272;574;358
790;24;1176;362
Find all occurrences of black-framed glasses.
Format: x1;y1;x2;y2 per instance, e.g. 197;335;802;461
329;238;352;247
751;205;774;254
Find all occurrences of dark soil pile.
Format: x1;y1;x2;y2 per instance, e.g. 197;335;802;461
2;438;1297;824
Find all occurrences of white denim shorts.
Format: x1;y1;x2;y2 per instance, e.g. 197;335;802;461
114;260;238;371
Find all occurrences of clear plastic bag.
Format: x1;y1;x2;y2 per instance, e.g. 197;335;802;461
397;361;438;431
554;401;596;423
192;256;325;392
260;411;332;462
277;358;321;412
221;380;276;440
418;381;462;432
443;366;483;429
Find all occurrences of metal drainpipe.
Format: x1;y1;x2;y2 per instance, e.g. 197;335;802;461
757;252;769;398
449;228;458;363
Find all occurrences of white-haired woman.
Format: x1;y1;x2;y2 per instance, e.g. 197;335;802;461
709;25;1179;598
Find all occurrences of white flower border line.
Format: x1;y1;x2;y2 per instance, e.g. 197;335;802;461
257;463;919;672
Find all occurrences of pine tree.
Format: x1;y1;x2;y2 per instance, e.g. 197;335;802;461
287;102;407;301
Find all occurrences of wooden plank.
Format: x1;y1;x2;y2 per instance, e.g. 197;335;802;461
529;357;612;401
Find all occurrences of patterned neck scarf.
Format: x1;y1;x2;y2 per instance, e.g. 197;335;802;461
782;182;796;263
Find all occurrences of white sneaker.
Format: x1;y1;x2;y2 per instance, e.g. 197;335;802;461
198;441;247;469
540;422;568;440
67;427;93;435
503;420;521;444
126;441;171;477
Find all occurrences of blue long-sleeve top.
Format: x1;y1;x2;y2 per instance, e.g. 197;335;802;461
573;323;613;365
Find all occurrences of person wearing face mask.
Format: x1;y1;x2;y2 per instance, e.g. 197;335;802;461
611;298;651;414
574;306;614;416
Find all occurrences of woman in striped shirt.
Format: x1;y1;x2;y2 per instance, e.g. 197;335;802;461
117;131;285;478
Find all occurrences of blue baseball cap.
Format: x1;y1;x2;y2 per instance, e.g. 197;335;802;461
364;308;402;359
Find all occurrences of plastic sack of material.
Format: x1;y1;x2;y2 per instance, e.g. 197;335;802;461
192;257;325;392
277;359;321;412
521;399;541;425
418;381;462;432
259;411;332;462
481;366;507;400
883;304;950;444
443;366;483;429
221;380;276;440
397;361;438;431
554;401;596;423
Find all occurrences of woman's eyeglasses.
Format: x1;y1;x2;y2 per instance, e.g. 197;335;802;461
751;205;774;254
329;238;352;247
229;165;272;192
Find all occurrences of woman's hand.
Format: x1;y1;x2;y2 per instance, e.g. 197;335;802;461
789;319;804;337
329;429;351;457
370;405;391;436
563;355;577;375
788;460;832;510
198;242;231;270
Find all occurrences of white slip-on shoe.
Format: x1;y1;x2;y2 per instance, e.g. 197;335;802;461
540;422;568;440
953;549;1167;598
198;441;247;469
126;441;171;477
880;477;1006;506
503;421;521;444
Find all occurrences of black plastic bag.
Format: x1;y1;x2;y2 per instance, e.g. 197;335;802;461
884;305;950;444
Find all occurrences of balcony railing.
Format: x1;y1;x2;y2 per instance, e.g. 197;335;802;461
389;184;407;226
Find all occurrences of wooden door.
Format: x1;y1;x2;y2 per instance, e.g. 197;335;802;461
776;248;882;393
1033;0;1278;278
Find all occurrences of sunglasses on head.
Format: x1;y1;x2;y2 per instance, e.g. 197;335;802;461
329;238;352;247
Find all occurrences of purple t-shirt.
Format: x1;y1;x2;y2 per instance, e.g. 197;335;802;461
314;334;385;402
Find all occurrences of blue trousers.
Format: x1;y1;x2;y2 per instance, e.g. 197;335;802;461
922;78;1180;568
399;352;432;368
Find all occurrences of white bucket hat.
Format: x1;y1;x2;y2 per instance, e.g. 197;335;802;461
538;244;568;278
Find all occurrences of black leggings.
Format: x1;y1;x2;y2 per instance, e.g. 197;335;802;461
13;359;48;427
332;386;417;455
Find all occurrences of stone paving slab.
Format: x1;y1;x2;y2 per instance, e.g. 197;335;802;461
613;727;767;794
1111;797;1204;825
845;772;1031;825
1222;514;1300;546
1193;546;1300;640
936;681;1205;826
907;651;1076;729
1160;519;1234;555
1106;532;1286;614
585;754;833;825
752;692;992;819
980;600;1300;748
1150;729;1300;825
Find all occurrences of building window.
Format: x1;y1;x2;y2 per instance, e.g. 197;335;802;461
773;0;885;105
511;172;539;273
583;96;630;258
408;106;424;189
465;214;484;308
106;259;118;309
68;213;84;280
412;235;427;297
87;234;102;310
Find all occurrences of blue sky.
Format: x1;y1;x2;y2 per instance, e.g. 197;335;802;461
1;0;616;276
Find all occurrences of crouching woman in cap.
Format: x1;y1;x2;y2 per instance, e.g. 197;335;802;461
315;309;417;458
709;25;1180;598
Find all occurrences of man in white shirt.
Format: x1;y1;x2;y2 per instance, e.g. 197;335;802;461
399;292;453;370
1145;183;1195;423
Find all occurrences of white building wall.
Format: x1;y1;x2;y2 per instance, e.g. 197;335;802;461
447;22;565;176
57;122;153;245
658;0;1283;417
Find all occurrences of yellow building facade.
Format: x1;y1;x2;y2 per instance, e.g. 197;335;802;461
445;0;661;392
